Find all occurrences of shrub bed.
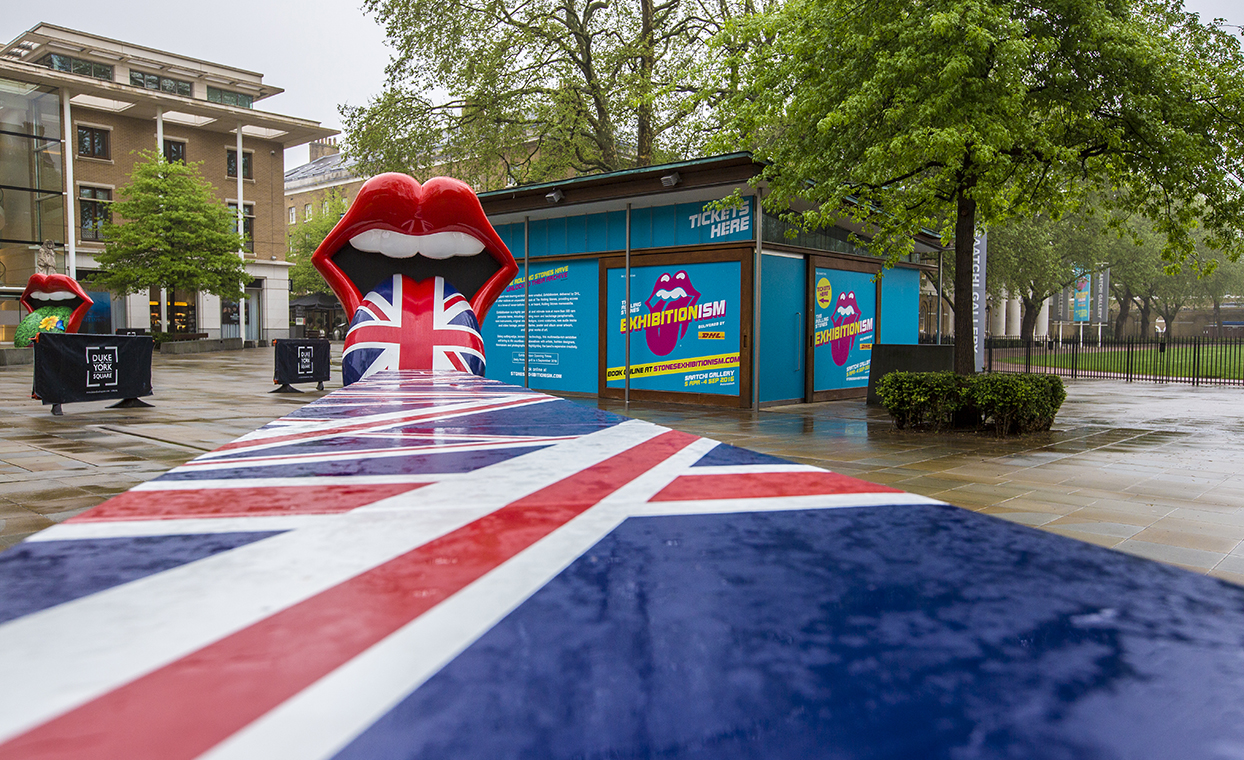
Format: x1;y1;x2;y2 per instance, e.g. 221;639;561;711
875;371;1066;435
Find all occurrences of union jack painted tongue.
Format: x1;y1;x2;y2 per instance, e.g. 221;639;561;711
341;274;486;386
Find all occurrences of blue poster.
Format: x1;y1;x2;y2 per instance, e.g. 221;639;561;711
481;259;599;393
1073;271;1091;322
606;261;741;395
878;267;921;345
813;268;876;391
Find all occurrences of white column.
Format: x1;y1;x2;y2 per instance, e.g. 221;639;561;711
989;293;1005;336
61;88;76;278
156;107;163;152
1035;298;1051;338
236;124;247;343
1005;295;1022;337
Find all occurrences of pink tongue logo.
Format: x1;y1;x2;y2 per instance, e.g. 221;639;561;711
643;270;700;357
830;290;860;366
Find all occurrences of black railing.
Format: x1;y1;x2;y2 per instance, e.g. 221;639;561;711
986;335;1244;387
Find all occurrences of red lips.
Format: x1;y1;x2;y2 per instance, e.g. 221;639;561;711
830;290;860;367
311;174;518;321
21;274;94;333
644;270;701;357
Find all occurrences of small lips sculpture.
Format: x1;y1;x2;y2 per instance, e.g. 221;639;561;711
830;290;860;367
21;274;94;333
644;270;700;357
312;173;518;378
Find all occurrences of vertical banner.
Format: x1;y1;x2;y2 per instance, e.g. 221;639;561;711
1093;269;1110;324
606;261;741;395
481;259;599;393
812;267;876;392
1073;271;1091;322
973;231;987;372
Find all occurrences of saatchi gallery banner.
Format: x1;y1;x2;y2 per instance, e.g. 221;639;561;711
607;261;741;395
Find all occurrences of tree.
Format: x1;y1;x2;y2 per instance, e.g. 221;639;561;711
288;192;349;296
342;0;767;186
988;211;1105;340
1152;260;1200;335
96;152;247;331
716;0;1244;373
1197;251;1244;338
1106;227;1166;338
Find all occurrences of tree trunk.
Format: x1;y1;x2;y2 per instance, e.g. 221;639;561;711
1113;288;1131;340
1137;297;1153;336
1213;298;1222;339
1020;295;1040;342
953;189;978;375
635;0;655;167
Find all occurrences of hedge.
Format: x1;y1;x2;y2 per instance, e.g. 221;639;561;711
875;372;1066;435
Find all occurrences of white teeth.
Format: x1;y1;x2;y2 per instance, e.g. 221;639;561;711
349;229;485;260
653;287;689;300
836;305;857;317
29;291;76;301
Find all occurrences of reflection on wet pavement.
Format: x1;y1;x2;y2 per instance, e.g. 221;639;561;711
592;382;1244;585
2;349;1243;584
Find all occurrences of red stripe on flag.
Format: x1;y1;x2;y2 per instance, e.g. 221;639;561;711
211;396;541;453
649;471;901;502
0;430;698;760
67;484;429;522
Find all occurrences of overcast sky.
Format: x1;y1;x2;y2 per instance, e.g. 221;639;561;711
4;0;1240;170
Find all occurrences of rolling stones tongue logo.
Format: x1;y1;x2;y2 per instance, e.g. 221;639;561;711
644;271;700;357
831;290;860;366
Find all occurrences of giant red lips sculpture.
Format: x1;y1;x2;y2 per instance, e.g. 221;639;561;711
312;174;518;386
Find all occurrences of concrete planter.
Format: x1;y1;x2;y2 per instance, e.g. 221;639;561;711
159;338;245;355
0;347;34;366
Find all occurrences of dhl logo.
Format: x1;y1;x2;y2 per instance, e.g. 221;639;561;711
698;331;725;340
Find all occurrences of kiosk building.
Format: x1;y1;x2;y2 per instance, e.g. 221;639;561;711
478;153;944;407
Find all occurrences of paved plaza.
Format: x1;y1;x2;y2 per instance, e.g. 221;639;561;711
2;346;1244;585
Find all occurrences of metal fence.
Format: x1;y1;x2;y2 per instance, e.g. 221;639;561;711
986;335;1244;386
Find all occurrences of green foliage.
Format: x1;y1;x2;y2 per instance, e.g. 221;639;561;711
988;210;1108;339
876;372;1065;435
342;0;768;187
715;0;1244;373
14;306;71;348
95;151;248;304
288;192;348;296
874;371;970;431
965;373;1066;436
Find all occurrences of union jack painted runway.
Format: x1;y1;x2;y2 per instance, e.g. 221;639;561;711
2;371;1244;759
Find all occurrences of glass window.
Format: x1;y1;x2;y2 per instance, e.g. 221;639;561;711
289;206;296;224
163;139;185;164
79;186;112;241
77;126;110;160
228;202;255;251
207;87;254;109
39;54;111;81
304;204;312;221
226;149;253;179
129;70;193;96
